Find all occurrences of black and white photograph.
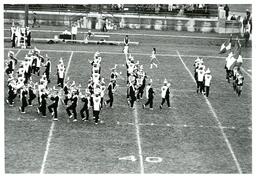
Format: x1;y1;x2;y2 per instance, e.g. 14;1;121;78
3;1;253;174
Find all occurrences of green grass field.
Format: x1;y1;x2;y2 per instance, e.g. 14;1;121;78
4;27;252;173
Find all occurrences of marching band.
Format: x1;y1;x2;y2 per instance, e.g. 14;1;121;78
4;34;247;125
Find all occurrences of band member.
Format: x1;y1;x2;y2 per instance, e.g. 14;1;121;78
124;35;129;46
92;93;101;124
196;65;205;94
160;79;171;109
37;80;46;105
32;49;43;76
204;68;212;97
80;90;90;121
23;58;30;84
136;65;146;100
57;59;65;88
48;90;59;120
105;80;114;108
100;79;106;109
123;35;130;57
6;79;17;106
150;48;159;69
5;51;18;75
44;56;51;83
63;80;70;105
128;80;137;109
26;26;31;48
110;66;118;89
28;82;37;106
19;85;28;113
66;91;78;122
142;79;154;110
126;56;135;84
236;72;244;96
37;88;48;117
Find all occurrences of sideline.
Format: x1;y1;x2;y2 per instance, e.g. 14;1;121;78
176;50;243;174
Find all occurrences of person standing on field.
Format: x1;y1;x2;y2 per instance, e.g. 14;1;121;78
71;23;78;42
204;68;212;97
160;79;171;109
224;4;229;20
142;79;154;110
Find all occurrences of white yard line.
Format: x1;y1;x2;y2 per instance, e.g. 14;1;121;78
40;51;73;174
176;50;243;174
241;67;252;79
14;49;21;57
3;47;253;60
40;122;55;174
119;121;251;131
134;103;144;174
65;52;74;76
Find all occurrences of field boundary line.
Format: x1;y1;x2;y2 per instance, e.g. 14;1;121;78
134;102;144;174
4;28;245;40
4;48;252;60
176;50;242;174
40;51;73;174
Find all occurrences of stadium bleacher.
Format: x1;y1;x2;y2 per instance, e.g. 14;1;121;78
4;4;219;18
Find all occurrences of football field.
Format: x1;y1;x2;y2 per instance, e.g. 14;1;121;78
4;28;252;173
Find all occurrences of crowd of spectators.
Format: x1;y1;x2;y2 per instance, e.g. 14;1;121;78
133;4;214;17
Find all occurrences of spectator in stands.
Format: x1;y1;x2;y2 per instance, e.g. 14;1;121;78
155;4;160;14
168;4;173;11
224;4;229;20
71;23;78;42
177;5;184;16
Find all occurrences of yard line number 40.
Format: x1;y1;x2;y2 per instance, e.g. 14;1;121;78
119;155;163;163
